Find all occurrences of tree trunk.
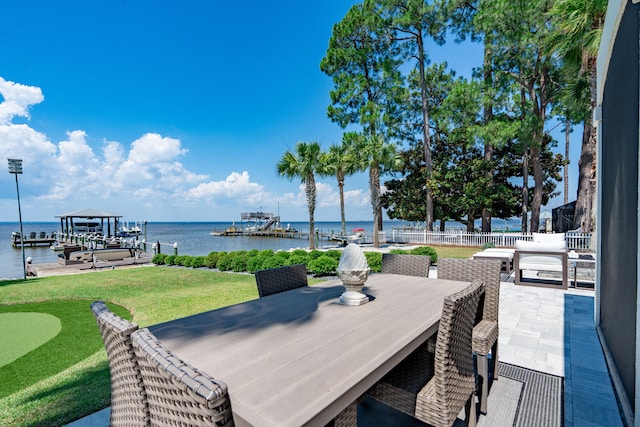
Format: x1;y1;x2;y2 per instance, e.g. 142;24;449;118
306;175;316;250
521;147;529;234
416;27;434;231
369;167;380;248
574;59;597;232
481;33;494;233
338;172;346;236
529;144;543;233
573;121;594;231
564;118;570;205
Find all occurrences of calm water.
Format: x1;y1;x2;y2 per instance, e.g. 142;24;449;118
0;220;410;280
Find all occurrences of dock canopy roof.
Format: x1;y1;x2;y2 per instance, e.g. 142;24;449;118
55;208;122;220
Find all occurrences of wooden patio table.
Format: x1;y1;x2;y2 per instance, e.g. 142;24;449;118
149;273;470;427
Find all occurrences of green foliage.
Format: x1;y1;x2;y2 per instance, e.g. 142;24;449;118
482;242;496;250
260;255;287;270
216;254;233;271
389;249;409;254
246;256;265;273
410;246;438;265
189;256;206;268
164;255;177;265
308;255;338;276
308;250;324;260
174;255;189;266
275;251;291;259
203;252;222;268
286;253;309;267
325;250;343;260
364;252;382;272
247;249;260;257
259;249;275;258
290;249;308;257
231;255;248;272
152;253;168;265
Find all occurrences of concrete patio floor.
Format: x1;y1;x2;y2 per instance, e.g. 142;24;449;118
66;274;624;427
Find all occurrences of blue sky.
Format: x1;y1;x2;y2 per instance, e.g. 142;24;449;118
0;1;579;223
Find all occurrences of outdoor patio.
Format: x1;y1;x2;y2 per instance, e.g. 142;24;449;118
67;273;622;427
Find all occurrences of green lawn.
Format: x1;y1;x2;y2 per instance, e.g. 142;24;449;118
0;246;474;426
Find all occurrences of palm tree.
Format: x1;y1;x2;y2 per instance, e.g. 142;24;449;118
354;134;402;248
277;141;324;250
548;0;607;232
323;136;360;237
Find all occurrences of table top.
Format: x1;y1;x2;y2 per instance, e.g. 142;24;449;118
149;273;470;427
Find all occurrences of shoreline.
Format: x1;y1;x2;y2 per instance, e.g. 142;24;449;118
16;243;422;279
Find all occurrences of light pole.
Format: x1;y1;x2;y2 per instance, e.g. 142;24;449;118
8;158;26;279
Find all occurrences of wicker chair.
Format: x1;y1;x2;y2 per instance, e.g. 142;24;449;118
90;300;149;426
254;263;308;297
381;253;431;277
363;280;484;427
436;258;502;414
131;327;234;426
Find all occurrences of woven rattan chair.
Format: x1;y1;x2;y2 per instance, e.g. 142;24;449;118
131;327;234;426
381;253;431;277
363;280;484;427
90;300;149;426
437;258;502;414
255;263;308;297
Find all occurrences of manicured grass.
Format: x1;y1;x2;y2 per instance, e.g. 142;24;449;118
0;267;261;426
0;245;474;426
0;312;61;367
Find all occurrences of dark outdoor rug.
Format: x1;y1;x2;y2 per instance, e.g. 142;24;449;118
497;362;564;427
357;362;564;427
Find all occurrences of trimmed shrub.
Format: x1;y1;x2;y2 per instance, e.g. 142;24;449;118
152;253;168;265
246;255;265;273
482;242;496;250
247;249;260;257
174;255;190;266
231;255;248;272
190;256;206;268
275;251;291;260
203;252;222;268
290;249;308;258
410;246;438;265
364;252;382;273
260;255;286;270
308;255;338;276
164;255;177;265
389;249;409;254
286;253;309;267
216;254;234;271
325;250;343;260
308;250;323;260
259;249;275;258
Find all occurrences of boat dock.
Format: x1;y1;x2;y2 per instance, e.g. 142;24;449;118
11;231;57;247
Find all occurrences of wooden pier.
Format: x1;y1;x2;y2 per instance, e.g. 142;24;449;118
11;232;57;248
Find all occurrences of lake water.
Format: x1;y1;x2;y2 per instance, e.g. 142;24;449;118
0;220;411;280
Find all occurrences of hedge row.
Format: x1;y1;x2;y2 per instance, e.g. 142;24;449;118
152;246;437;277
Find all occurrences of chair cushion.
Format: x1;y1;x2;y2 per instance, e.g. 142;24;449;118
515;239;566;252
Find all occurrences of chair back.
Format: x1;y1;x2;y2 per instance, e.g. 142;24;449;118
131;328;234;426
437;258;502;322
432;280;484;421
255;263;308;297
381;253;430;277
90;300;149;426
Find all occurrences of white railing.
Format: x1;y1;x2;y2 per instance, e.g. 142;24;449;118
385;228;592;251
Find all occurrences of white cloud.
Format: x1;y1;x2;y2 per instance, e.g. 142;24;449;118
0;77;44;125
0;77;373;221
187;171;273;208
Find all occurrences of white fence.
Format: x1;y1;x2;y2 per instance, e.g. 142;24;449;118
385;228;592;251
